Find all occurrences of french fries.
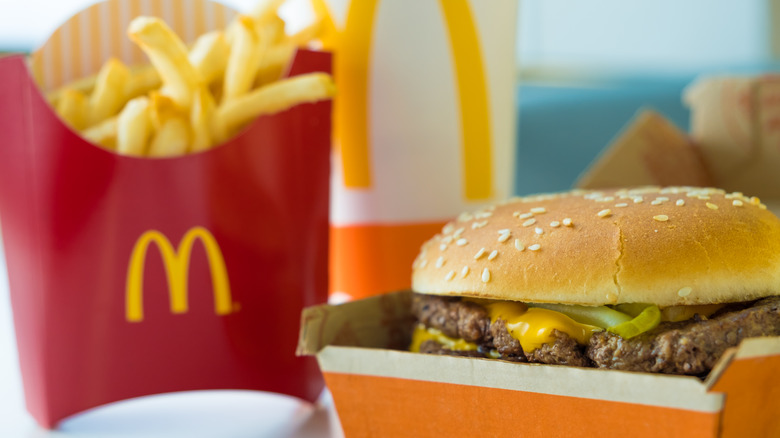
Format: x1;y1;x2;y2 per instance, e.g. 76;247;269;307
216;72;336;140
48;0;335;157
88;58;130;126
55;88;88;131
117;97;152;156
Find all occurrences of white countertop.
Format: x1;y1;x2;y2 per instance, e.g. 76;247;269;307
0;243;342;438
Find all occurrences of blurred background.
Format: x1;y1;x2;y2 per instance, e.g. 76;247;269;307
0;0;778;436
0;0;777;195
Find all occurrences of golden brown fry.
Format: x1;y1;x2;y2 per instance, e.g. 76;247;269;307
83;116;118;149
189;31;229;85
263;13;286;44
190;86;216;152
223;15;266;102
128;16;201;109
215;72;335;140
254;43;295;87
55;88;88;131
125;65;162;99
309;0;339;50
286;19;323;46
117;96;152;156
88;58;130;126
148;117;190;157
248;0;286;24
148;91;183;131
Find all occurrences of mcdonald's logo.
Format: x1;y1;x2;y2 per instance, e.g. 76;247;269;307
312;0;493;200
125;226;233;322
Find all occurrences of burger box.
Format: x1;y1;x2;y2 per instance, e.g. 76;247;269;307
298;77;780;438
0;0;332;428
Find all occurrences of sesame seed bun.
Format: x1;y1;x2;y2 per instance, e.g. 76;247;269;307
411;187;780;307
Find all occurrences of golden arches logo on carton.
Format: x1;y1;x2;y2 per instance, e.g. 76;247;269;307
125;227;233;322
313;0;494;200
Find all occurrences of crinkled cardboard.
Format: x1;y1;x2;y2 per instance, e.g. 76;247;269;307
299;291;780;438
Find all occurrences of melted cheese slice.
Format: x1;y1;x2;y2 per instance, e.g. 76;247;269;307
484;301;602;351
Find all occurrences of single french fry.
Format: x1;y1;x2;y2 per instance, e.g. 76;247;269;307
148;117;190;157
309;0;339;50
88;58;130;126
125;65;162;99
128;16;201;109
223;15;265;102
263;13;286;44
55;88;88;131
189;31;229;85
83;116;118;149
190;86;216;152
148;91;183;131
215;72;335;139
286;19;322;47
254;43;295;87
248;0;286;24
117;96;152;156
46;73;97;106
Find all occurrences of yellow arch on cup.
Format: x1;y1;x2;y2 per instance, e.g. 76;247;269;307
318;0;494;200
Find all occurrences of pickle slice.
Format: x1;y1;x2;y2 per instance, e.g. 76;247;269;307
607;305;661;339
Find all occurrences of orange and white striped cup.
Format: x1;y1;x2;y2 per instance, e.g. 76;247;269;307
320;0;518;301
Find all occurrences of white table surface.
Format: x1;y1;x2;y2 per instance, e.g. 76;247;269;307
0;241;343;438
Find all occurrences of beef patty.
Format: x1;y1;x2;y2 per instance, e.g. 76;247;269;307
411;293;780;375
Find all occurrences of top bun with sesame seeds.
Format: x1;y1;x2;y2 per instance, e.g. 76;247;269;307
411;186;780;307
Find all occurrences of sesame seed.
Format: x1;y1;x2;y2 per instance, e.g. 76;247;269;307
706;202;718;210
518;212;534;220
530;207;547;214
475;211;493;219
597;209;612;218
633;197;644;204
481;268;491;283
445;270;455;281
454;227;465;238
697;195;710;200
676;199;685;206
461;266;470;278
751;196;761;205
528;244;541;251
441;236;453;245
498;233;511;243
678;287;692;297
760;204;768;210
514;239;525;251
439;244;448;251
443;224;455;234
653;215;669;222
457;212;473;222
456;238;468;246
550;221;561;227
599;196;615;202
498;229;511;234
472;220;488;229
435;256;445;268
733;200;743;206
651;200;664;206
615;203;628;208
512;211;521;218
474;248;487;260
656;197;669;202
535;227;544;235
562;218;573;227
523;218;537;227
420;259;428;268
488;250;498;260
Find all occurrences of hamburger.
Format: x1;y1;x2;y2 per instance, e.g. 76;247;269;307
409;186;780;375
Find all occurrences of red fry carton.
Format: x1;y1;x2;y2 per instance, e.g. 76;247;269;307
0;0;331;428
299;78;780;437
